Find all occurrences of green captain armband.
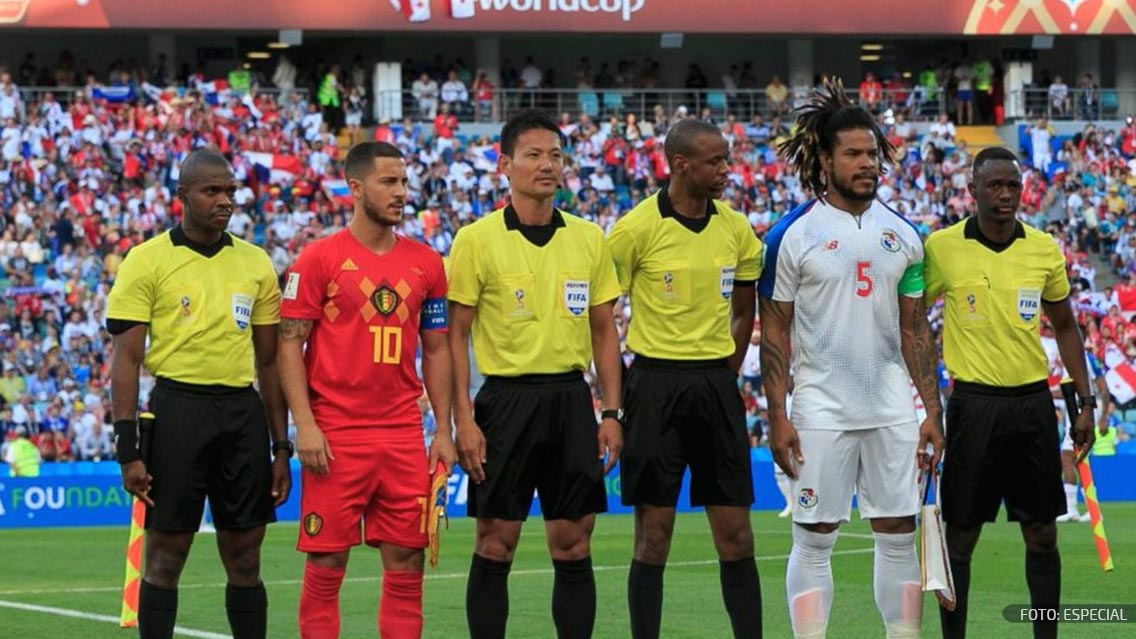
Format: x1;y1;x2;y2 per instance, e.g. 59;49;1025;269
898;262;925;296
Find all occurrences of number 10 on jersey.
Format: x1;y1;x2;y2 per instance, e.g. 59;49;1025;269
856;261;873;298
369;326;403;364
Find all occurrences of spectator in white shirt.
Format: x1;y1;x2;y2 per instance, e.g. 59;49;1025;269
1048;76;1070;118
929;113;956;141
590;164;614;194
228;210;254;237
77;419;113;461
441;70;469;108
301;104;323;142
412;72;439;119
232;184;256;210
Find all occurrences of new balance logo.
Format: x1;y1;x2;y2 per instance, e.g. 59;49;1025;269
341;259;359;271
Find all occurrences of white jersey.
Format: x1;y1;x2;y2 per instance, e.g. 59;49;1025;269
758;199;924;430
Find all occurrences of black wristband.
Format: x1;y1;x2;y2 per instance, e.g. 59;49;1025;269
272;440;294;457
114;419;140;464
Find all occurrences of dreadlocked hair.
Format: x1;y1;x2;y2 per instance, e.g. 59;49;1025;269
777;77;896;198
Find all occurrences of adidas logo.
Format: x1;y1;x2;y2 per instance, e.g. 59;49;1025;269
341;259;358;271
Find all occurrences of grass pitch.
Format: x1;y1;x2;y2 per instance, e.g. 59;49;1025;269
1;506;1134;638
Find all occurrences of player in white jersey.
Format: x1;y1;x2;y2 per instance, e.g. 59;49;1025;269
758;80;944;639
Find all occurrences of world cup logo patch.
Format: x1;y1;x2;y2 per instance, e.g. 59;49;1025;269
514;288;526;310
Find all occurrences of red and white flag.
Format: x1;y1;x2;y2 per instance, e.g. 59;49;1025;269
1105;362;1136;405
390;0;432;22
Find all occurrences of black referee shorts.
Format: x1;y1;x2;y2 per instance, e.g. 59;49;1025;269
941;380;1065;527
468;372;607;521
620;356;753;508
145;378;275;532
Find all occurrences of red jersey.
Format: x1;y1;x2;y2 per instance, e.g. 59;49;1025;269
281;230;447;432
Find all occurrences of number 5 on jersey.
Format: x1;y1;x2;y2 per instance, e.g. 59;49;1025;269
856;261;873;298
369;326;403;364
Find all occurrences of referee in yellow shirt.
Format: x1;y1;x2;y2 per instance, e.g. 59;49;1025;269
607;118;763;639
107;148;291;639
925;147;1095;639
448;109;624;639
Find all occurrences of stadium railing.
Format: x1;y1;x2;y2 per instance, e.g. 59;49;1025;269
368;87;948;124
1014;87;1133;122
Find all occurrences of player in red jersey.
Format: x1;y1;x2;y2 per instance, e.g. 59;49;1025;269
278;141;455;639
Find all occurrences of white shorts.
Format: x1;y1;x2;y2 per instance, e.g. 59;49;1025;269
790;423;921;524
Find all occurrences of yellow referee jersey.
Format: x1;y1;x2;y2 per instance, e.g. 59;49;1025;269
448;206;621;376
924;217;1070;387
607;189;762;360
106;228;281;386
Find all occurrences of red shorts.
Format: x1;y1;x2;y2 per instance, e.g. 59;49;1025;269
297;428;429;552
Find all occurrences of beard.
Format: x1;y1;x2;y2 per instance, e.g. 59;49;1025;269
362;196;401;228
827;169;878;203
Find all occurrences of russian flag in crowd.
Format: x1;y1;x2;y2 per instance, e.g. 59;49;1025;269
92;85;136;103
245;152;303;183
322;179;354;208
1106;362;1136;405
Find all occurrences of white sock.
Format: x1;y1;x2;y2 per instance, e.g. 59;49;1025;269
872;531;922;639
1064;483;1080;516
777;470;793;509
787;525;837;639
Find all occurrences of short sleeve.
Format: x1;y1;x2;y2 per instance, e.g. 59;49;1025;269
280;242;328;321
735;219;763;283
447;227;481;307
421;249;449;331
1043;240;1071;303
757;225;799;302
105;249;154;322
251;251;281;325
898;234;925;298
591;228;622;306
605;216;639;295
923;235;945;301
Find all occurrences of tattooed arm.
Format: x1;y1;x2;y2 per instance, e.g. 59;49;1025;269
759;296;801;478
899;295;945;471
278;318;333;473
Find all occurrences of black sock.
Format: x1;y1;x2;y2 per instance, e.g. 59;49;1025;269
139;580;178;639
225;582;267;639
720;557;762;639
628;559;665;639
552;557;597;639
467;553;511;639
939;558;971;639
1026;549;1061;639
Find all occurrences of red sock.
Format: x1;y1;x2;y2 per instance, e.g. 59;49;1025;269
379;570;423;639
299;562;346;639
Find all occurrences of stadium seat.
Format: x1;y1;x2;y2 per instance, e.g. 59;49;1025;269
578;91;599;118
706;91;728;114
602;92;625;115
32;263;47;284
1101;90;1119;118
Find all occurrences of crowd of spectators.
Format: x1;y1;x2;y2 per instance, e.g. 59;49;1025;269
1;52;1133;466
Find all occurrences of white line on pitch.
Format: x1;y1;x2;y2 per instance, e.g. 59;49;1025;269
0;547;875;597
0;599;230;638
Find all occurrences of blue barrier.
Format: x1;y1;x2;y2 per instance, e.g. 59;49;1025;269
2;451;1135;529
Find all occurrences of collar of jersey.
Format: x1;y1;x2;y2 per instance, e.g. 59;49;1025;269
963;215;1025;253
657;183;716;233
170;225;234;258
503;205;565;248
